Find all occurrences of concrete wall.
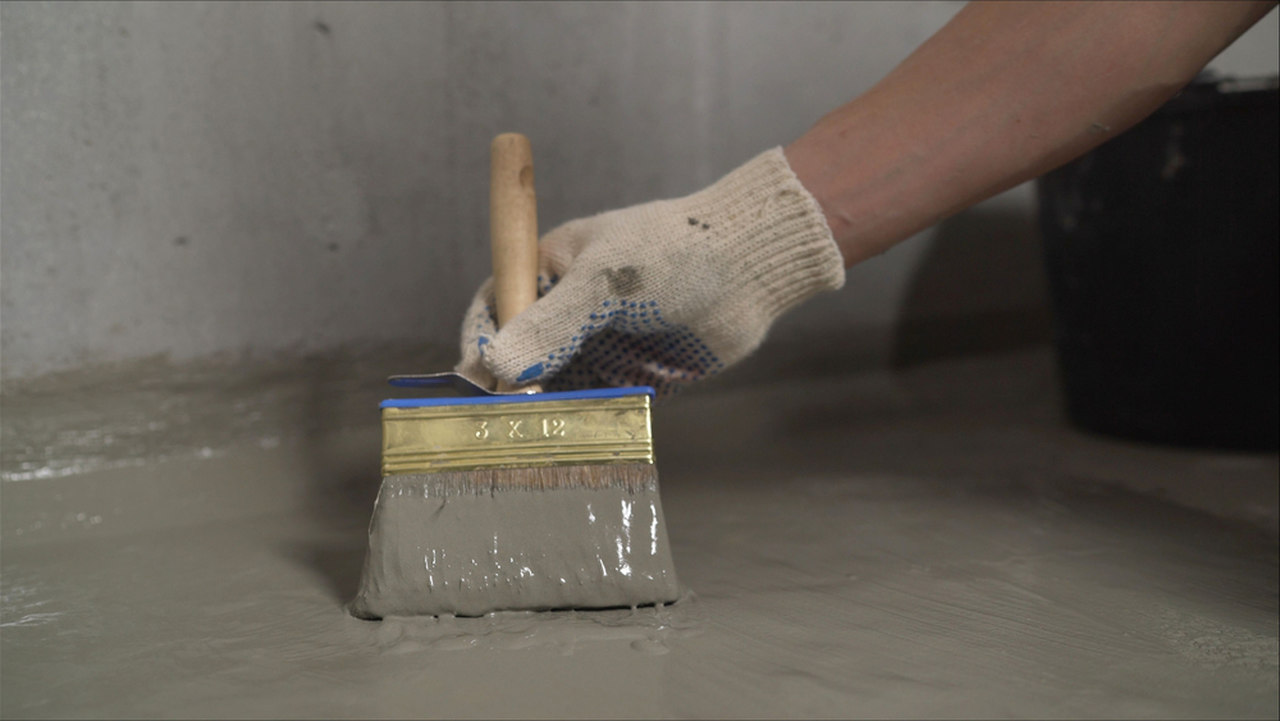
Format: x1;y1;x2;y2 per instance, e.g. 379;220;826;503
3;1;1277;381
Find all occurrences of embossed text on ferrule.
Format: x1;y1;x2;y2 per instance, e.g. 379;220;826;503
473;416;568;441
381;395;653;474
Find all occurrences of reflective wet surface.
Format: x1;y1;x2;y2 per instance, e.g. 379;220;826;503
3;350;1276;718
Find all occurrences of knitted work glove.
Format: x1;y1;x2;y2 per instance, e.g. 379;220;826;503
456;147;845;397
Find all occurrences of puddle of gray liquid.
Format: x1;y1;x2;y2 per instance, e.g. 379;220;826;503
5;463;1276;720
3;351;1277;719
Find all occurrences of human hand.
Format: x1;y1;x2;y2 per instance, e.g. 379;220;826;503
456;148;845;397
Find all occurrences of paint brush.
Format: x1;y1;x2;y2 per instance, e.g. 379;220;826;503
348;133;680;618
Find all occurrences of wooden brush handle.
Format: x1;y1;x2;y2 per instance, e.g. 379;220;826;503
490;133;542;392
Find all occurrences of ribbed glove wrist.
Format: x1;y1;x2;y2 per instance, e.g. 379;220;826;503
662;147;846;348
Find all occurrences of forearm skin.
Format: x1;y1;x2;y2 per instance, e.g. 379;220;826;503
785;1;1277;267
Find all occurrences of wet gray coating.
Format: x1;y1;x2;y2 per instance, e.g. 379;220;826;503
2;350;1277;718
349;468;680;618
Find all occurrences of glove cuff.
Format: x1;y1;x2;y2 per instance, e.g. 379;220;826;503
682;147;846;323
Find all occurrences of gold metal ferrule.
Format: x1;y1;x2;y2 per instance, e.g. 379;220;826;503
381;395;654;475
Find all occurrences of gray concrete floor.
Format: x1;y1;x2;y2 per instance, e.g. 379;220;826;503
2;349;1277;718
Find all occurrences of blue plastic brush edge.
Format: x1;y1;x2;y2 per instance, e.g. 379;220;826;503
380;385;656;408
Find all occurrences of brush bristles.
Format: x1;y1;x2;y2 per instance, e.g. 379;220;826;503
351;461;679;618
380;463;659;497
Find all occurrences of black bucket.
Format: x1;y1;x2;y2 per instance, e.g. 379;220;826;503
1037;75;1279;452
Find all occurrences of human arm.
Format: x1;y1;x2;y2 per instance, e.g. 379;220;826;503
458;1;1276;395
785;0;1278;267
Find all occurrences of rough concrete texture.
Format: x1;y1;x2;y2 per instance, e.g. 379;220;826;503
2;4;1278;712
3;2;1277;381
2;350;1276;719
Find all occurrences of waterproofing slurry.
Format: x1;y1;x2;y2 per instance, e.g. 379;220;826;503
2;351;1276;719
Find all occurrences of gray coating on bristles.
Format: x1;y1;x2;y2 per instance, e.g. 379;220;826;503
349;464;680;619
